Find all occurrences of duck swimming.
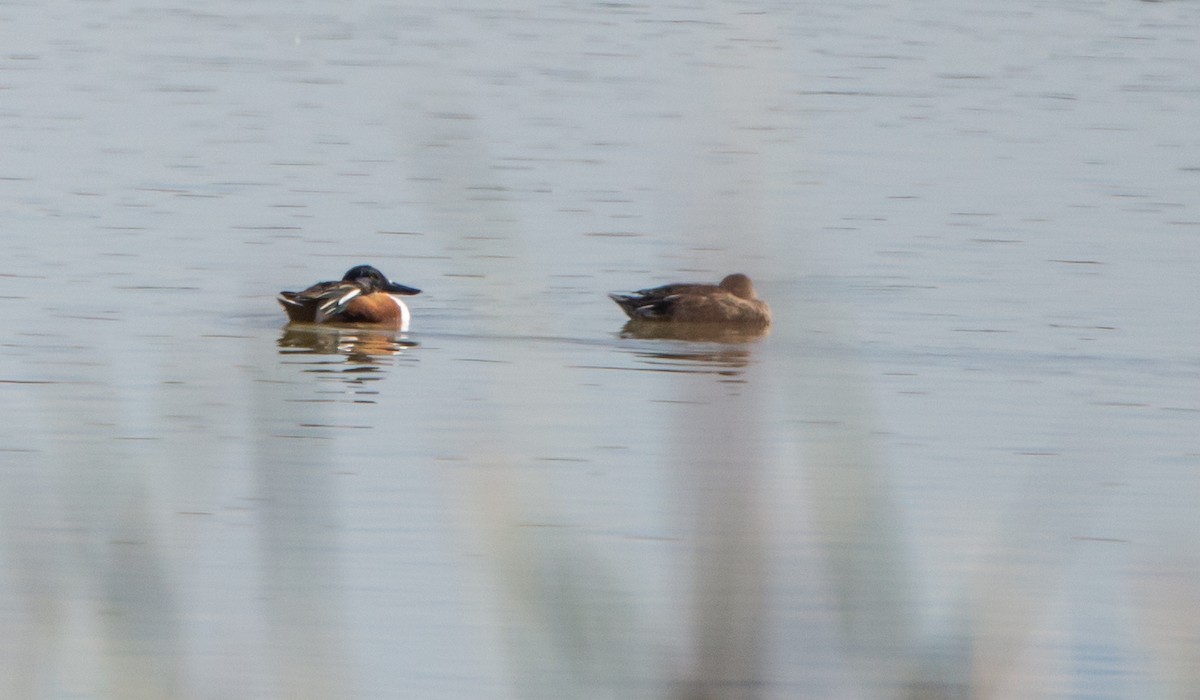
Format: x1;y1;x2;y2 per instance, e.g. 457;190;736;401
609;273;770;327
278;265;421;330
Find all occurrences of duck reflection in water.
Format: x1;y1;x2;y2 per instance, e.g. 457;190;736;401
626;339;756;376
618;320;769;344
620;325;762;375
278;326;417;381
622;322;766;372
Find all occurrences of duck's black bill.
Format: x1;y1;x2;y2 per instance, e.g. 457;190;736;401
385;282;421;295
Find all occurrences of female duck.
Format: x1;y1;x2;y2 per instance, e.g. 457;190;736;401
609;273;770;327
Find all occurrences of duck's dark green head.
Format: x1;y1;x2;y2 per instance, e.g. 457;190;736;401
342;265;421;295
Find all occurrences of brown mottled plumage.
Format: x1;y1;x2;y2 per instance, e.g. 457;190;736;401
609;273;771;327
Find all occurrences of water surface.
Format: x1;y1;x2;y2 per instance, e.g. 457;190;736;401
3;1;1200;698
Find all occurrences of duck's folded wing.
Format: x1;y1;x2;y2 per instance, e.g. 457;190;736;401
609;291;682;320
288;281;365;323
277;291;302;308
638;282;710;298
315;285;366;323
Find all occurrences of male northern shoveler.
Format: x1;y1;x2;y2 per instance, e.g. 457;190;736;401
277;265;421;329
609;273;771;327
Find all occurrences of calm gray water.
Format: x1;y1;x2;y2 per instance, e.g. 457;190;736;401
3;1;1200;698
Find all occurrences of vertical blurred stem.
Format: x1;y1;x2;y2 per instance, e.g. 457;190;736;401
675;359;768;700
254;361;353;698
803;353;914;693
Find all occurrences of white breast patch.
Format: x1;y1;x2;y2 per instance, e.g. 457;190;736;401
389;295;412;332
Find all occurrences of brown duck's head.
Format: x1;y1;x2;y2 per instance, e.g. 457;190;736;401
719;273;756;299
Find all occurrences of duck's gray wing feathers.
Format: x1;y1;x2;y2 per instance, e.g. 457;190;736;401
283;280;366;323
